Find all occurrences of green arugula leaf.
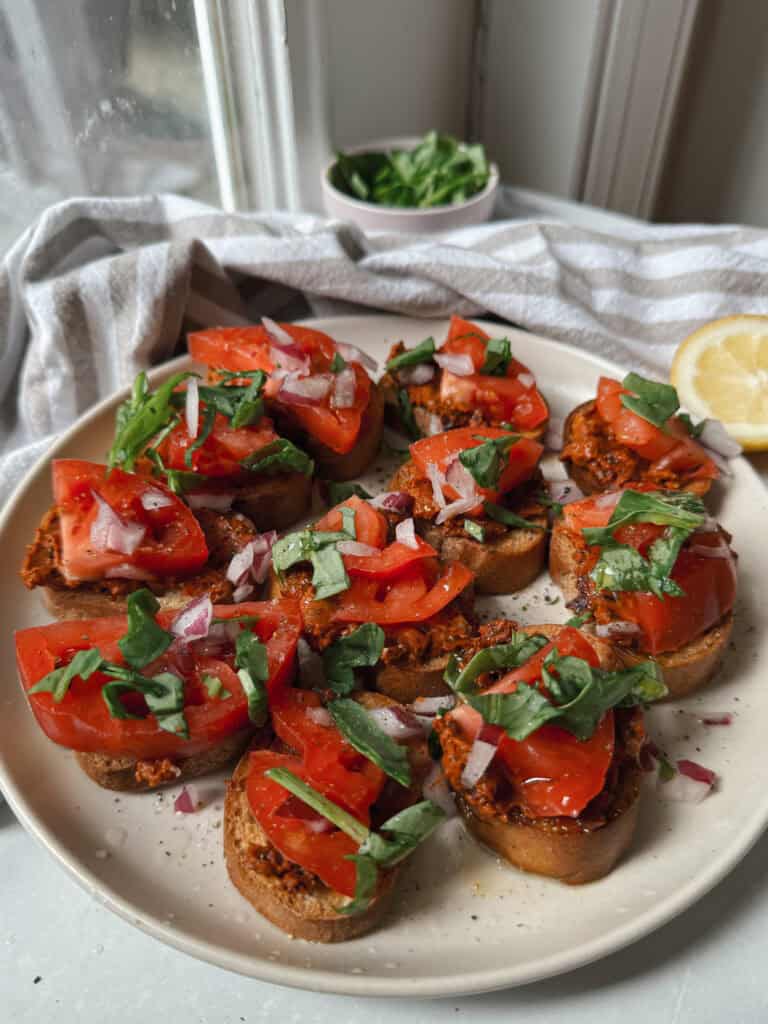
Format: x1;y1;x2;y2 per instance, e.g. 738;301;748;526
396;388;421;440
459;434;520;489
483;501;545;530
444;633;550;693
386;337;436;372
322;624;386;695
620;373;679;429
328;698;411;787
109;371;195;471
323;481;372;505
235;631;269;724
28;648;104;702
480;337;512;376
184;403;216;469
463;519;485;542
117;589;173;670
240;438;314;476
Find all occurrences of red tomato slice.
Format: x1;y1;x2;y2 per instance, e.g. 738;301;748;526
410;427;542;504
287;362;371;455
15;601;302;760
450;627;613;819
315;496;388;548
344;536;437;580
333;561;473;625
159;405;279;479
53;460;208;582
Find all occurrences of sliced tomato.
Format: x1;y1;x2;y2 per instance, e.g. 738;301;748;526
287;362;371;455
410;427;542;504
595;376;717;478
15;600;302;759
333;561;473;625
437;316;548;430
315;495;388;549
159;406;279;479
344;536;437;580
450;626;613;819
53;460;208;582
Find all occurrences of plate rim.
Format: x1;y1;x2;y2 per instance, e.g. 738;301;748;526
1;314;765;998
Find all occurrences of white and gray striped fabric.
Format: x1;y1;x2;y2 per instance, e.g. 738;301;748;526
2;192;767;505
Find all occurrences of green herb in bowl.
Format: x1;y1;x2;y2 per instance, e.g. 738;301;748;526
331;131;490;209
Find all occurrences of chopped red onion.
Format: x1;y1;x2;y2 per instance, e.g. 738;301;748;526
337;540;380;557
171;595;213;643
595;620;641;639
227;543;256;586
262;316;300;352
518;372;535;389
426;413;444;436
423;762;456;818
461;737;498;788
370;491;414;515
434;352;475;376
90;491;146;555
395;517;418;550
336;341;378;372
232;583;254;603
367;706;424;741
297;638;325;690
445;456;477;500
425;462;447;508
186;491;235;511
697;517;721;533
658;771;713;804
677;759;717;786
548;479;584;506
305;818;335;834
226;532;277;587
174;785;198;814
698;419;742;458
269;345;308;375
596;490;622;510
185;377;200;439
103;564;155;580
412;695;456;716
140;489;174;511
436;495;479;524
544;417;564;452
331;366;357;409
697;712;733;726
278;372;333;406
399;363;435;386
306;706;333;727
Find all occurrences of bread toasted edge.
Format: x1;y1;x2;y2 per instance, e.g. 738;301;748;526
233;472;312;532
39;584;201;620
75;728;253;792
309;380;385;482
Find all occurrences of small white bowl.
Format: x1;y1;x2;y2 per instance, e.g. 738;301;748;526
322;135;499;234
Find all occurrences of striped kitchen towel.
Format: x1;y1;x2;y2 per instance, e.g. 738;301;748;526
2;192;767;505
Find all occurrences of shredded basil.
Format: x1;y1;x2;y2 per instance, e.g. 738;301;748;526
101;666;188;738
458;434;520;489
235;631;270;725
480;337;512;376
264;767;369;843
240;438;314;476
328;698;411;787
619;373;679;430
184;404;217;469
483;501;545;530
272;522;357;601
117;589;173;670
386;337;436;372
202;674;231;700
396;387;421;440
463;519;485;542
677;412;705;438
445;633;550;694
324;481;372;505
146;447;208;494
322;624;386;695
565;611;594;628
330;352;347;373
28;648;103;702
109;371;195;471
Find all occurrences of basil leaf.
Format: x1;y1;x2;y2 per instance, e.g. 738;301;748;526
264;767;369;843
184;403;217;469
463;519;485;542
386;337;436;372
271;527;352;573
483;501;545;530
468;686;560;740
311;545;350;600
241;438;314;477
582;490;706;548
235;632;270;724
330;352;347;373
145;447;208;494
677;412;705;438
480;337;512;376
29;648;104;702
109;371;195;471
396;387;421;440
619;373;679;429
358;800;446;868
118;589;173;670
101;667;188;738
202;674;231;700
340;854;380;916
459;434;520;489
328;698;411;787
179;370;267;426
324;481;372;505
444;633;549;693
591;535;686;599
341;506;357;539
322;624;386;694
565;611;594;628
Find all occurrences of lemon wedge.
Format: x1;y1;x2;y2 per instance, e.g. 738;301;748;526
670;314;768;450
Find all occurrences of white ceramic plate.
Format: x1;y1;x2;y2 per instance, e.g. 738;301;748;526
0;316;764;998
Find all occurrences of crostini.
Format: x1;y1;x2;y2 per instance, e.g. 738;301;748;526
560;373;719;495
225;686;443;942
269;495;476;701
380;315;548;440
108;370;313;531
15;593;301;791
550;488;737;697
188;319;384;481
387;427;548;594
20;459;275;619
434;621;665;883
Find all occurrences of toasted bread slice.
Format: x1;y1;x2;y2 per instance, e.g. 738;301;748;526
561;400;712;497
439;623;642;884
75;728;252;792
231;472;312;531
420;519;547;595
224;692;430;942
549;521;733;698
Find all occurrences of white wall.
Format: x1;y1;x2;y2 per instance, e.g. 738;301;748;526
481;0;603;198
324;0;475;149
657;0;768;227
